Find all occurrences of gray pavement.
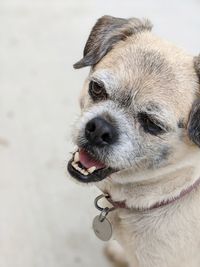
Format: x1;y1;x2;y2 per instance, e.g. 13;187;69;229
0;0;200;266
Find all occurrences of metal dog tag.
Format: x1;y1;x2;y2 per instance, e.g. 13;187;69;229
93;215;112;241
93;194;115;242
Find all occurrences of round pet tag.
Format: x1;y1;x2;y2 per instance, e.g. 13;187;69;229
92;215;112;241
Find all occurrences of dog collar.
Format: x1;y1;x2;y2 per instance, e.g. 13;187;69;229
104;176;200;212
92;177;200;241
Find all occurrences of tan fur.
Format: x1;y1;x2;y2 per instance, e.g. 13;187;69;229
72;17;200;267
94;31;198;120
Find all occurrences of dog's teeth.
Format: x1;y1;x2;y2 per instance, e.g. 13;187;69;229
88;166;96;173
83;170;89;176
72;162;79;170
74;152;79;162
72;162;78;168
81;170;89;176
79;169;84;174
72;161;89;176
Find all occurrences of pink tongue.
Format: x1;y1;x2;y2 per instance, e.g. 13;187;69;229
79;149;106;170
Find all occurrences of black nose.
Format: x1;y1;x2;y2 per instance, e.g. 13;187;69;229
85;117;118;146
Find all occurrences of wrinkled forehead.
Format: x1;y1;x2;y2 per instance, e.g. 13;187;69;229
92;47;174;93
90;46;195;120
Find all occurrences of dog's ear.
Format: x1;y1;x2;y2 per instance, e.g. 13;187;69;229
188;55;200;147
194;55;200;79
73;15;152;69
188;99;200;147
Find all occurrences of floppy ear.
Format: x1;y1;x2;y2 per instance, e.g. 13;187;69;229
194;55;200;78
188;55;200;147
73;15;152;69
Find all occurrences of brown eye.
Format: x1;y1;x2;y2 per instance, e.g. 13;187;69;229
89;81;107;101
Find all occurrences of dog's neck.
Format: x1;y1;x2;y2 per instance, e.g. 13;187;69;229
97;151;200;211
106;176;200;211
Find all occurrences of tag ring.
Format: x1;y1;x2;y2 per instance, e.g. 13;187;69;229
94;194;115;213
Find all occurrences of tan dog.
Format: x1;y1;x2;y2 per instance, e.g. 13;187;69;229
68;15;200;267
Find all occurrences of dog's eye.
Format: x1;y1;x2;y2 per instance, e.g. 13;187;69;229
89;81;107;101
138;113;164;136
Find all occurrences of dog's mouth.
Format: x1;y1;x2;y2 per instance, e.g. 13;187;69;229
67;148;117;183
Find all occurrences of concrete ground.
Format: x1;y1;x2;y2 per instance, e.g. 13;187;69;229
0;0;200;266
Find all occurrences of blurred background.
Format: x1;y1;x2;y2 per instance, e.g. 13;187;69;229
0;0;200;266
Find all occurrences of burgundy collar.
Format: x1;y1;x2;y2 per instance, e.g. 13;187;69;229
106;177;200;212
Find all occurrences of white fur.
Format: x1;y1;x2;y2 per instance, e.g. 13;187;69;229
97;149;200;267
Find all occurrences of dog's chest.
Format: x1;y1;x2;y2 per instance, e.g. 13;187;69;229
109;203;200;267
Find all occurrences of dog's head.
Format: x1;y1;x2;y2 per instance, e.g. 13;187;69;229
68;15;200;184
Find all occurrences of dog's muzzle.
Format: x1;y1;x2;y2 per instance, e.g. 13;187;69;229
67;116;119;183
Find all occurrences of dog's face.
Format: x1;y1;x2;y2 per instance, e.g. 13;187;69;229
68;16;200;184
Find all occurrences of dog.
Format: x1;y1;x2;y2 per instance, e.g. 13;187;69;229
67;15;200;267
